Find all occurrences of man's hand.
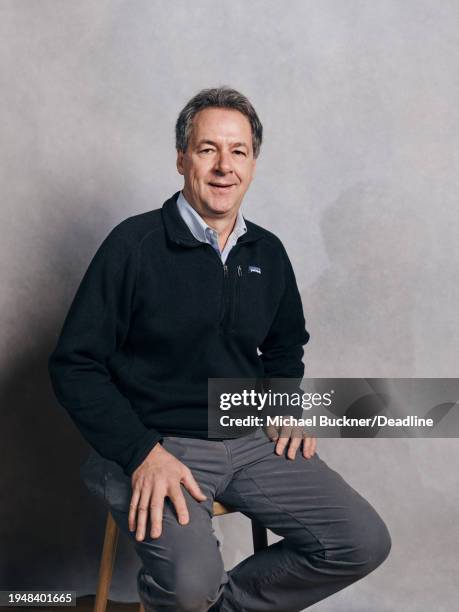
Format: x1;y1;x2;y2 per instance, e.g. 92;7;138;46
129;442;207;541
265;424;317;460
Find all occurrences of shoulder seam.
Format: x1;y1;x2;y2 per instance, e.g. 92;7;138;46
110;216;164;251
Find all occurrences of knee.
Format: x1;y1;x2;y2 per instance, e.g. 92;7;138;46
328;507;392;577
138;557;224;612
174;570;222;612
355;514;391;576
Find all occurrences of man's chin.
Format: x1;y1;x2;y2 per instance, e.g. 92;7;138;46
204;197;239;215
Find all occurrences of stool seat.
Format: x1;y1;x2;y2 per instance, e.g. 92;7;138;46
212;500;233;516
94;501;268;612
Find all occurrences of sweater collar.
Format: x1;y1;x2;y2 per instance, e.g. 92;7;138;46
176;190;248;245
161;191;264;247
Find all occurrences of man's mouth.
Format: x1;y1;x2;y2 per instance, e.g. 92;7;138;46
208;183;236;191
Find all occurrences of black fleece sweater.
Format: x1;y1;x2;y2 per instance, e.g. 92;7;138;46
48;191;310;476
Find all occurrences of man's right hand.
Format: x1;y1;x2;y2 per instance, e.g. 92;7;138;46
129;442;207;541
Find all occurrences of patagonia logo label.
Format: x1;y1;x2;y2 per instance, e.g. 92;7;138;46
248;265;261;274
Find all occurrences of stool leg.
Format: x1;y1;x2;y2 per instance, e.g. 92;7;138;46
139;603;146;612
251;519;268;552
94;512;119;612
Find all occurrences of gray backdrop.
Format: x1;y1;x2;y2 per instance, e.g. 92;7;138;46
1;1;458;611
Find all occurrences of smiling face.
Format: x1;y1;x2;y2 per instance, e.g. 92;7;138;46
176;107;257;219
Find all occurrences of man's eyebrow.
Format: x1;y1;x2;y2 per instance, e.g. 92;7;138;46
196;139;249;149
231;141;249;149
196;140;217;148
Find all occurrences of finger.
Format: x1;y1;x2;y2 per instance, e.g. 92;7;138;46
302;435;313;458
275;437;287;455
303;435;317;459
168;486;190;526
135;487;154;542
275;437;288;455
287;435;301;460
310;436;317;456
128;485;141;532
265;424;279;441
182;470;207;501
275;426;292;455
149;490;166;540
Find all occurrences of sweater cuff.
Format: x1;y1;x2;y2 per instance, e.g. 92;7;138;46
123;429;164;477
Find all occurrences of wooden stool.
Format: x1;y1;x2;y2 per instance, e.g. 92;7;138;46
94;501;268;612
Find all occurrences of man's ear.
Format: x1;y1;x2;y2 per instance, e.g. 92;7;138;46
250;157;257;181
176;151;185;176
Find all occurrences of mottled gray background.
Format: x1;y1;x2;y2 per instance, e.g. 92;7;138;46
1;1;458;610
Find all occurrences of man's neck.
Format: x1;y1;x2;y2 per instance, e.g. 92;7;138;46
182;189;239;251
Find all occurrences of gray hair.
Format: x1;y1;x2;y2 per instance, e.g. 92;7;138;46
175;86;263;159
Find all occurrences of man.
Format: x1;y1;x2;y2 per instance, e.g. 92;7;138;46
48;87;391;612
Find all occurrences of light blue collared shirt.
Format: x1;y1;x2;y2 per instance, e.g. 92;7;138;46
176;190;247;264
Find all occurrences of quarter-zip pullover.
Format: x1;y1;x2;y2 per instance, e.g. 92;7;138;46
48;191;310;476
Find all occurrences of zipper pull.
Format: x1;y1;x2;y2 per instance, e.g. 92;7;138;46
223;265;228;278
237;265;242;277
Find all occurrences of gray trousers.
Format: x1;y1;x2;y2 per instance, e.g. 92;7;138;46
81;427;391;612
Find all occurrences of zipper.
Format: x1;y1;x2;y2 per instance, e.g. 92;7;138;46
219;263;243;333
229;265;242;332
219;264;230;329
203;243;243;334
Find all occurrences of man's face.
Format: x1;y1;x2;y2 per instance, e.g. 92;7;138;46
176;107;257;218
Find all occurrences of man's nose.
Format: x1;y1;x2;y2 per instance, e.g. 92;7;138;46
214;151;233;174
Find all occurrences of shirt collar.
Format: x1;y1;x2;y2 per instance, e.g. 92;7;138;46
176;190;247;245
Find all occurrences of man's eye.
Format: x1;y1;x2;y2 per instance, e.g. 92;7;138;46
234;150;246;156
200;148;214;153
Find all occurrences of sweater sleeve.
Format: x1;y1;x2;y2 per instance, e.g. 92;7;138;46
258;243;310;420
259;243;310;378
48;228;162;477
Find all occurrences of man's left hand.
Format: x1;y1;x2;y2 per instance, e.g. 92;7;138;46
264;424;317;460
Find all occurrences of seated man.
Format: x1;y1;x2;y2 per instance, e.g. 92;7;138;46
48;86;391;612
